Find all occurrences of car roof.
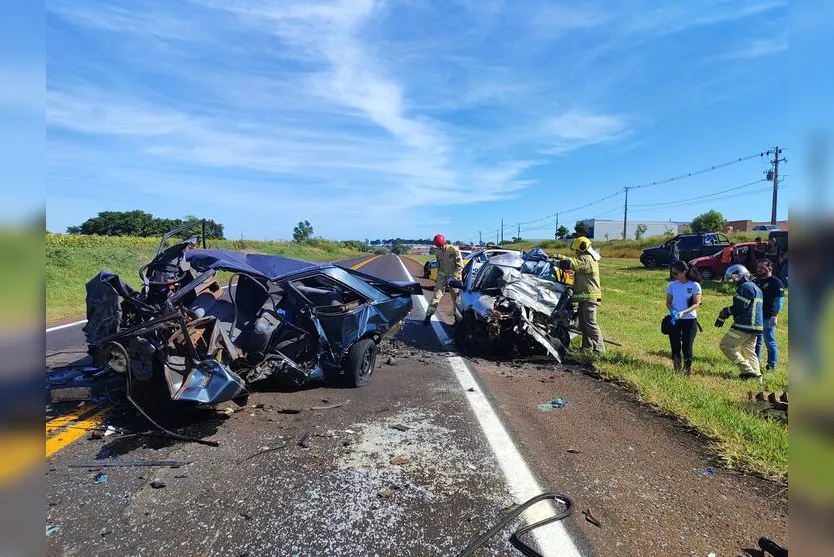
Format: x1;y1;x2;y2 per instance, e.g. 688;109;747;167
186;249;325;281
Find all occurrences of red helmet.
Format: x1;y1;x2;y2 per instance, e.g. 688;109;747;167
433;234;446;247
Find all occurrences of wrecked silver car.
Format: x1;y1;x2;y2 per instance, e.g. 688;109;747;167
449;251;576;362
83;230;420;410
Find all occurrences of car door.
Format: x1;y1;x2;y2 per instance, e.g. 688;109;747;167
677;235;701;262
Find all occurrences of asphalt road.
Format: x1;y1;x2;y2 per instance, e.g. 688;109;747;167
45;254;591;557
45;254;787;556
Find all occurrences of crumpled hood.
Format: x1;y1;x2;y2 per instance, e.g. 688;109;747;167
499;269;565;316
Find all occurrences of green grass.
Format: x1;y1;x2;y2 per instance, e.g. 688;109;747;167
0;229;43;329
46;234;367;321
406;254;434;265
579;258;788;478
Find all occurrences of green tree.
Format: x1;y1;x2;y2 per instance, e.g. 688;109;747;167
634;223;648;240
293;220;314;242
390;241;408;255
690;210;727;233
66;210;225;239
574;221;590;237
555;225;569;240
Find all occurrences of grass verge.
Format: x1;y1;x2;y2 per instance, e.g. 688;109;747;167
46;234;366;322
577;258;788;478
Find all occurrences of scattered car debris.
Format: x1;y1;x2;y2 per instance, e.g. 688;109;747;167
80;221;420;441
88;430;103;440
467;387;476;392
50;386;92;403
386;356;396;366
276;407;302;414
537;397;567;411
391;424;410;432
390;456;409;465
149;479;167;489
298;432;312;449
459;492;574;557
582;508;602;528
69;460;188;468
238;512;253;522
758;536;788;557
566;448;581;454
745;390;788;422
450;251;577;363
344;429;356;434
103;425;117;437
93;472;108;484
236;444;288;464
700;467;716;476
46;524;60;537
310;400;350;411
99;527;112;537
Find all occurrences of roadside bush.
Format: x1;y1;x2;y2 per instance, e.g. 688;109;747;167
373;248;389;255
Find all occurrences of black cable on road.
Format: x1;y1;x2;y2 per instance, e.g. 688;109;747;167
457;492;574;557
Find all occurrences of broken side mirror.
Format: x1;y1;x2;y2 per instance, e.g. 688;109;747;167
447;279;465;290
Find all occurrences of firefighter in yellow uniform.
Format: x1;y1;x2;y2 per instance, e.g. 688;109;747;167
553;236;605;353
423;234;463;324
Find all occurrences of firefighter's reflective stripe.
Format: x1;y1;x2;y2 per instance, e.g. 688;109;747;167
734;294;753;304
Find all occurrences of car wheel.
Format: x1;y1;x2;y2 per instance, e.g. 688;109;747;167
642;255;658;268
423;262;431;279
345;338;377;387
454;312;490;356
699;267;714;280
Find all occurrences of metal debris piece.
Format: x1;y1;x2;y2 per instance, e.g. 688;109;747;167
93;473;108;484
467;387;476;392
237;444;288;464
566;448;581;454
390;456;409;465
391;424;410;432
150;479;166;489
251;403;265;409
310;400;350;411
69;460;188;468
46;524;60;537
99;527;112;537
582;508;602;528
538;397;567;411
276;408;302;414
238;512;253;522
386;357;396;366
103;425;117;437
50;386;93;403
344;429;356;434
378;488;395;499
298;432;311;448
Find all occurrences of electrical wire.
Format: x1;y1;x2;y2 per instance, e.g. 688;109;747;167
467;148;775;239
629;178;767;208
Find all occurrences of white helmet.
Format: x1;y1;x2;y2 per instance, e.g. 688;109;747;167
724;264;752;283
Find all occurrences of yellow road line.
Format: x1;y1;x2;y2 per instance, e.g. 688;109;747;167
0;431;42;484
46;405;96;436
351;254;381;270
46;407;110;458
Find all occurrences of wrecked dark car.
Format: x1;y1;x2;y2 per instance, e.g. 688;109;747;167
82;228;420;409
449;251;577;362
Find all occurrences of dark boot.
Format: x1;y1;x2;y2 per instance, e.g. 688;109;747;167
683;361;692;376
672;357;682;373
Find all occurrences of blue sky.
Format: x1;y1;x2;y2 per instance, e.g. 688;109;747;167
45;0;796;242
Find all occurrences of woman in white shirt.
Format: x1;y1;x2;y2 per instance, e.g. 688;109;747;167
666;261;703;374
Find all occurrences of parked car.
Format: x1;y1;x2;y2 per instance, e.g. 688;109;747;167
689;241;758;280
639;233;731;268
448;252;576;362
752;224;781;232
83;229;421;410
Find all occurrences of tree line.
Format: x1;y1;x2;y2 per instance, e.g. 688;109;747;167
66;210;225;239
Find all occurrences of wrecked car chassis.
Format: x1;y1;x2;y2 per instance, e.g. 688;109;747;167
83;227;419;430
452;252;576;362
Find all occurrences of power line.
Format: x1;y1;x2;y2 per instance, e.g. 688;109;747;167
629;178;767;209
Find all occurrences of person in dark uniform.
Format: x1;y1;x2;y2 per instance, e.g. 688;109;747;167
754;259;785;372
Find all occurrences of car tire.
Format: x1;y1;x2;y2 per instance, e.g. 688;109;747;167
642;255;659;268
454;312;490;356
699;267;714;281
345;338;377;388
423;262;431;279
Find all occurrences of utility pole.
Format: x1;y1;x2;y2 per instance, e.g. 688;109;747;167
496;229;499;244
622;187;630;240
768;146;785;225
500;219;504;243
517;223;521;241
479;230;482;246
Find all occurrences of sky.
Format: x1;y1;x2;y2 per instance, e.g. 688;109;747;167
43;0;800;242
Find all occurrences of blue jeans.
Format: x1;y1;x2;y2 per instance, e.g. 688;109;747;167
755;322;778;369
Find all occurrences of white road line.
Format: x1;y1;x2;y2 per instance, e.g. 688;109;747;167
46;319;88;333
395;256;582;557
46;285;230;334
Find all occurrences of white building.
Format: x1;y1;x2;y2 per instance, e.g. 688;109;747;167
579;219;688;241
